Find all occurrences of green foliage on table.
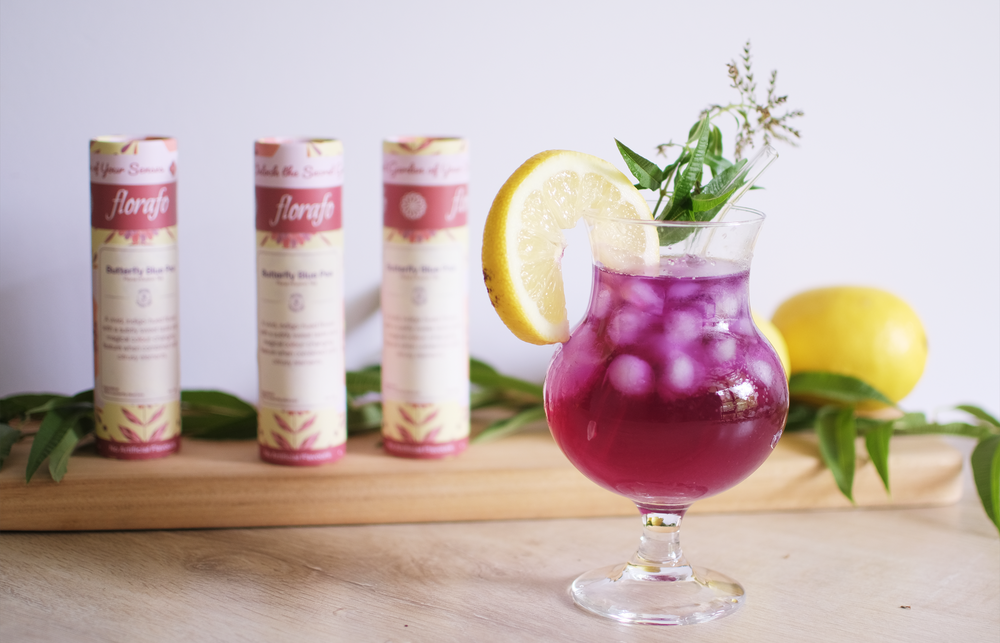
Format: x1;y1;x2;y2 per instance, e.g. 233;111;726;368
1;388;258;483
785;372;1000;532
179;390;257;440
3;364;995;534
0;358;546;482
344;358;545;443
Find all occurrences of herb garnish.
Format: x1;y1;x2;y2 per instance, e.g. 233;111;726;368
0;358;545;482
616;40;804;224
1;369;996;532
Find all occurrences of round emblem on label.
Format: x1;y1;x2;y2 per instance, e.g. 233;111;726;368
400;192;427;220
136;289;152;308
288;293;305;312
411;286;427;306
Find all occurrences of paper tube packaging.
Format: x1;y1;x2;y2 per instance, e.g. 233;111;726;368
90;136;181;459
381;137;470;458
255;138;347;465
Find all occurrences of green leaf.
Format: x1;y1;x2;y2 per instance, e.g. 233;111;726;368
24;397;76;418
957;405;1000;429
184;415;257;440
71;389;94;404
469;357;499;382
690;188;737;213
864;421;894;493
469;358;543;399
686;119;705;144
0;423;23;470
971;435;1000;532
181;389;255;413
690;159;748;212
347;402;382;433
662;115;711;220
347;367;382;396
660;150;690;181
784;400;819;432
708;124;724;157
615;139;663;190
180;390;257;440
888;411;928;429
0;393;69;423
704;153;733;177
26;405;93;483
470;387;503;410
47;415;93;482
815;405;857;502
883;418;990;440
655;214;697;246
789;372;895;407
472;406;547;444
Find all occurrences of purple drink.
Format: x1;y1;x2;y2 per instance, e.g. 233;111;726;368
545;256;789;512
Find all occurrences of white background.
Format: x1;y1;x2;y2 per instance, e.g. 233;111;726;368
1;0;997;417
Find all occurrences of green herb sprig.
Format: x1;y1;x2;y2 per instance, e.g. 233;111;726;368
616;40;803;225
4;366;994;533
0;389;259;482
343;358;545;443
0;358;545;483
786;372;1000;532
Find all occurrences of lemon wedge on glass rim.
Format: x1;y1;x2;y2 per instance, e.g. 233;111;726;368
482;150;658;345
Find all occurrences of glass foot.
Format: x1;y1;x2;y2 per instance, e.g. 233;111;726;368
570;562;744;626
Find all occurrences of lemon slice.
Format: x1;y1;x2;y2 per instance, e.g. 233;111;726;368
482;150;657;345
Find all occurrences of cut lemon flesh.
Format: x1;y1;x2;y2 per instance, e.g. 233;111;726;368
482;150;657;345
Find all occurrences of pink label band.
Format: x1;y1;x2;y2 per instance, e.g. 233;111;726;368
90;182;177;230
382;436;468;459
259;443;346;466
383;184;468;230
255;186;342;232
96;436;180;460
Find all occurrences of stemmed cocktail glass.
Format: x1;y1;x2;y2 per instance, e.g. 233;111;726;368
544;206;789;625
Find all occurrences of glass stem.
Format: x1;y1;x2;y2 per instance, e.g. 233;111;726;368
630;511;691;578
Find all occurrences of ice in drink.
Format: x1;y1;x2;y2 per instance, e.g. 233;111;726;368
544;256;789;510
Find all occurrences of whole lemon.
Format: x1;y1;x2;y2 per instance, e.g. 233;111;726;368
752;310;791;380
772;287;927;403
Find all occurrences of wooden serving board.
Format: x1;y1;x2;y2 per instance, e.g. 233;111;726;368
0;428;963;531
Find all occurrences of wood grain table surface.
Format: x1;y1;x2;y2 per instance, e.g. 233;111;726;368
2;477;997;643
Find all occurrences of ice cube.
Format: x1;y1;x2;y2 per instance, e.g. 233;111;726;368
622;281;662;311
713;337;737;362
552;325;605;392
752;359;774;387
608;309;650;346
593;288;613;319
733;317;755;336
608;354;654;396
668;282;700;300
663;310;702;344
666;353;696;391
716;293;740;319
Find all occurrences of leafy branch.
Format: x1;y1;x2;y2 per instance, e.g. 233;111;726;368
786;372;1000;532
0;358;545;482
616;39;804;224
0;389;259;482
343;358;545;444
